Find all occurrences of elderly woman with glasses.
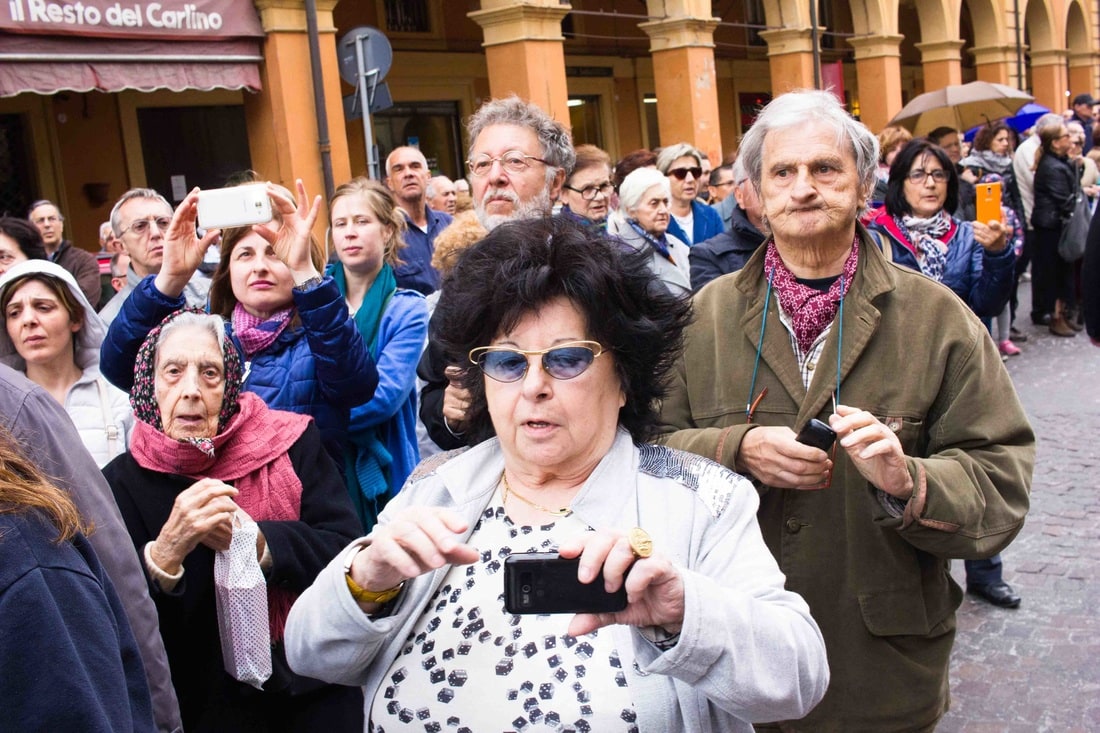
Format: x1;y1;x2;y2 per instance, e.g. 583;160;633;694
285;217;829;732
868;138;1015;319
559;144;615;228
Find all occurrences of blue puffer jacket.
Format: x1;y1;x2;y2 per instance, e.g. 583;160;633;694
869;210;1016;318
100;275;378;463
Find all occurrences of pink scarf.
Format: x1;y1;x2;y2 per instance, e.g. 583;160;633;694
765;236;859;354
132;391;312;641
232;303;293;357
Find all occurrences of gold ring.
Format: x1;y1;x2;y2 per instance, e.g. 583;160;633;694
628;527;653;559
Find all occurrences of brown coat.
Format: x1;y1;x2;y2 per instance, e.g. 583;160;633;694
659;230;1034;731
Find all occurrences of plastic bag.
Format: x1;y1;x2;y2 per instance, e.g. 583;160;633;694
214;514;272;690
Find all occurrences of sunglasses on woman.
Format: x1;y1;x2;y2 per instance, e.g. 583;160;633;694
468;341;605;383
668;167;703;181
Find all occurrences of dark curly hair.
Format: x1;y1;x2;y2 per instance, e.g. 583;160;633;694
433;216;692;444
0;217;47;261
885;139;959;218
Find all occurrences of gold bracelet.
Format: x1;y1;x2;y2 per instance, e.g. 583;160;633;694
344;572;403;604
342;543;403;604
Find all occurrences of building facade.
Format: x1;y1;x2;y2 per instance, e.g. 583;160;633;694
2;0;1097;250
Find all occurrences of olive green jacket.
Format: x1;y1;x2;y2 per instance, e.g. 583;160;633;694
658;231;1034;732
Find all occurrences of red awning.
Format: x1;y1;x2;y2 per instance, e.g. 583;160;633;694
0;34;262;96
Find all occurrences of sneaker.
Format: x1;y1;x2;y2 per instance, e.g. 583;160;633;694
1009;326;1028;342
998;339;1021;356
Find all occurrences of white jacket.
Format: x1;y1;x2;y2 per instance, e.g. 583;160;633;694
0;260;132;467
285;431;829;732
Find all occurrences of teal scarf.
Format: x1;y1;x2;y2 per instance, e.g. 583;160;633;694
330;263;397;531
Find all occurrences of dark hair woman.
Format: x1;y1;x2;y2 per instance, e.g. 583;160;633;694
0;426;154;731
0;216;48;274
99;179;379;464
1031;121;1080;336
285;217;830;733
868;139;1015;319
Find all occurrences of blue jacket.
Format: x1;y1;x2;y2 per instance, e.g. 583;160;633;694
0;511;155;732
869;211;1016;318
666;199;724;246
346;288;429;495
100;275;378;463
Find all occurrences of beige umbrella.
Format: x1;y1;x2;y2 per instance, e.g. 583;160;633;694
887;81;1034;135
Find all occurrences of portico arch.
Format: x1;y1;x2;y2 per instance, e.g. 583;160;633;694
1065;0;1098;98
1024;0;1066;111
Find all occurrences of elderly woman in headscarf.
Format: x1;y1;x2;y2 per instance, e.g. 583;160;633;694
285;217;828;732
103;308;365;733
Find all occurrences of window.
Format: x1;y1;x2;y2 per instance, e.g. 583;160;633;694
384;0;431;34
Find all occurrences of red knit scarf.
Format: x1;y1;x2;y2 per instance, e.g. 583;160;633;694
132;391;312;641
764;236;859;354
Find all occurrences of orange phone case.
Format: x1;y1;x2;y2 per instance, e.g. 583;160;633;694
975;181;1002;224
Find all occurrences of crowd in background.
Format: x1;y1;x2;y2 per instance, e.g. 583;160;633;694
11;84;1098;732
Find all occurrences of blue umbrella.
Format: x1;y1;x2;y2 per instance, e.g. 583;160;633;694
964;103;1052;141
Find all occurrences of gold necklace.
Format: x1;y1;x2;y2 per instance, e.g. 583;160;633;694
501;471;573;517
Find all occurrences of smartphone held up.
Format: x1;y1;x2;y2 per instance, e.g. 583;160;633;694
196;183;274;230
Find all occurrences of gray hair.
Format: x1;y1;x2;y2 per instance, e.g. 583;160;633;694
110;188;171;236
655;143;702;174
466;96;576;177
1034;112;1067;134
738;89;879;192
618;167;670;214
426;175;452;199
732;158;749;185
156;312;227;364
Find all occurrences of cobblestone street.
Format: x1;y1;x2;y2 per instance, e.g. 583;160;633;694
938;285;1100;732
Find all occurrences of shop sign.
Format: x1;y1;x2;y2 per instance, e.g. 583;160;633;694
2;0;262;39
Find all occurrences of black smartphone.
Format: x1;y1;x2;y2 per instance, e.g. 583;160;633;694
795;418;837;452
503;552;627;615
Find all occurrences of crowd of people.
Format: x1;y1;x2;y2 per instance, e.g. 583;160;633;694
16;84;1100;731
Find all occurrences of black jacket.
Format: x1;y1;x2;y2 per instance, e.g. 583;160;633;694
689;204;766;291
1032;153;1077;230
104;423;363;732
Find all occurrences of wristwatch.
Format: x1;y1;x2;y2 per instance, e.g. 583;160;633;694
342;543;403;604
293;274;324;292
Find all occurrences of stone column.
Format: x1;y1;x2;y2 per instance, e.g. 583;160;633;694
638;8;722;162
915;39;965;91
1068;51;1099;100
467;0;572;127
757;27;817;95
1029;49;1069;113
246;0;351;208
969;45;1015;86
846;34;904;133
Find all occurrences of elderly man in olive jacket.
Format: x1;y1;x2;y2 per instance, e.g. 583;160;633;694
659;90;1034;732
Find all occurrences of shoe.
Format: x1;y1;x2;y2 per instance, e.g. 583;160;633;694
967;581;1021;609
998;339;1021;356
1009;326;1028;342
1031;313;1051;326
1050;316;1077;337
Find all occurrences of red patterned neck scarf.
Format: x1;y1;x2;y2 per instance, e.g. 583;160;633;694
764;236;859;354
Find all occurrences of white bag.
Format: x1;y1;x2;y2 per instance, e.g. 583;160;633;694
214;514;272;690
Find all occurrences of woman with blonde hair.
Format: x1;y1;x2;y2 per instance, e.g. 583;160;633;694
328;177;429;529
0;427;154;730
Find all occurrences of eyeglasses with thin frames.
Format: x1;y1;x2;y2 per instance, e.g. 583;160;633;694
907;169;949;185
469;341;605;383
563;182;614;201
466;151;551;178
119;216;171;237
